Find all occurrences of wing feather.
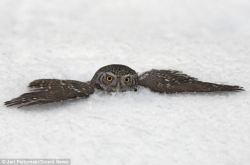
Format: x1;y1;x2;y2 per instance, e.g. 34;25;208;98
139;69;243;93
5;79;94;108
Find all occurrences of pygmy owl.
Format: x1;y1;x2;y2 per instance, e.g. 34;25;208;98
5;64;244;108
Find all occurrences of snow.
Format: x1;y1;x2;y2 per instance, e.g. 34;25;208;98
0;0;250;164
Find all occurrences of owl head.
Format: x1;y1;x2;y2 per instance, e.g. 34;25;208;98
91;64;138;92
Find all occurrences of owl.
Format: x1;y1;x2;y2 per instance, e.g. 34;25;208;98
5;64;244;108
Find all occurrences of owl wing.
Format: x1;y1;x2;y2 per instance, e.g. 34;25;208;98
138;69;243;93
5;79;94;108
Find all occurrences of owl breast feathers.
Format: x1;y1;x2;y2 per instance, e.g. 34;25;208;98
5;64;244;108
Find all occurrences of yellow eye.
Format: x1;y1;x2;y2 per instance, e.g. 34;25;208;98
125;77;130;82
106;76;113;81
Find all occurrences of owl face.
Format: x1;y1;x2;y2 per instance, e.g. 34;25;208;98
91;64;138;92
95;72;138;92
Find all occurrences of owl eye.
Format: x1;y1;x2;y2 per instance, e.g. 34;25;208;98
124;77;130;82
106;76;113;82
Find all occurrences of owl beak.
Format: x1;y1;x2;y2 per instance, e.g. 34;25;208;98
116;82;121;92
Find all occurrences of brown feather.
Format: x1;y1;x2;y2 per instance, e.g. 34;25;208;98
139;69;244;93
5;79;94;108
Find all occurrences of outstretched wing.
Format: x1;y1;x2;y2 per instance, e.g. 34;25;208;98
138;69;243;93
5;79;94;108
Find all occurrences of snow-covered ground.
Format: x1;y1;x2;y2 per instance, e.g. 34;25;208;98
0;0;250;164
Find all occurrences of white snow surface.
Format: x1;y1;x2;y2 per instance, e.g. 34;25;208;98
0;0;250;164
